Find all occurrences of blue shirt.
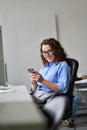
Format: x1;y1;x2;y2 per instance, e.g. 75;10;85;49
30;61;71;94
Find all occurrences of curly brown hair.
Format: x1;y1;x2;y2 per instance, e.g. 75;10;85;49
40;38;67;65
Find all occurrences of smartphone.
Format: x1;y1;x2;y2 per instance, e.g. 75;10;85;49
27;68;36;73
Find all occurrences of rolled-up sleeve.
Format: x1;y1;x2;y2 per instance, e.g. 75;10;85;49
56;62;71;93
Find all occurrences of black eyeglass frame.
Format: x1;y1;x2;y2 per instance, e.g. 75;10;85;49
41;49;54;55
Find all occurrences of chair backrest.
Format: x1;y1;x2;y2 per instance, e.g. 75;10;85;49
66;58;79;95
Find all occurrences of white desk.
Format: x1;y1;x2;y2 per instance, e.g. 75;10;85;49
0;85;32;102
75;79;87;91
75;80;87;111
0;85;48;130
75;79;87;84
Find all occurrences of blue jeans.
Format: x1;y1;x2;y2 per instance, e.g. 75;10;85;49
73;95;82;114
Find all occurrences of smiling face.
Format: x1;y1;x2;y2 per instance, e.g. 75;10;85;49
40;38;67;65
41;44;55;62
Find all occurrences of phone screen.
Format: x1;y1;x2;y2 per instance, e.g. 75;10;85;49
27;68;36;73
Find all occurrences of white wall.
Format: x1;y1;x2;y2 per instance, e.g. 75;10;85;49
0;0;87;87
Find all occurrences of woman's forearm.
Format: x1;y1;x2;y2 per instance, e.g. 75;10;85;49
31;82;37;92
41;79;60;92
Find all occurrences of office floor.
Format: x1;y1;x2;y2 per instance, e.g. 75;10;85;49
57;112;87;130
75;113;87;128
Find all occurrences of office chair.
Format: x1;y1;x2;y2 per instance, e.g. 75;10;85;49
32;58;79;130
41;58;79;130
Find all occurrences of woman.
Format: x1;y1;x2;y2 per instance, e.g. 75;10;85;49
29;38;71;101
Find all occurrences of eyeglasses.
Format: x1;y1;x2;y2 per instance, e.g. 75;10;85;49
41;49;54;56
